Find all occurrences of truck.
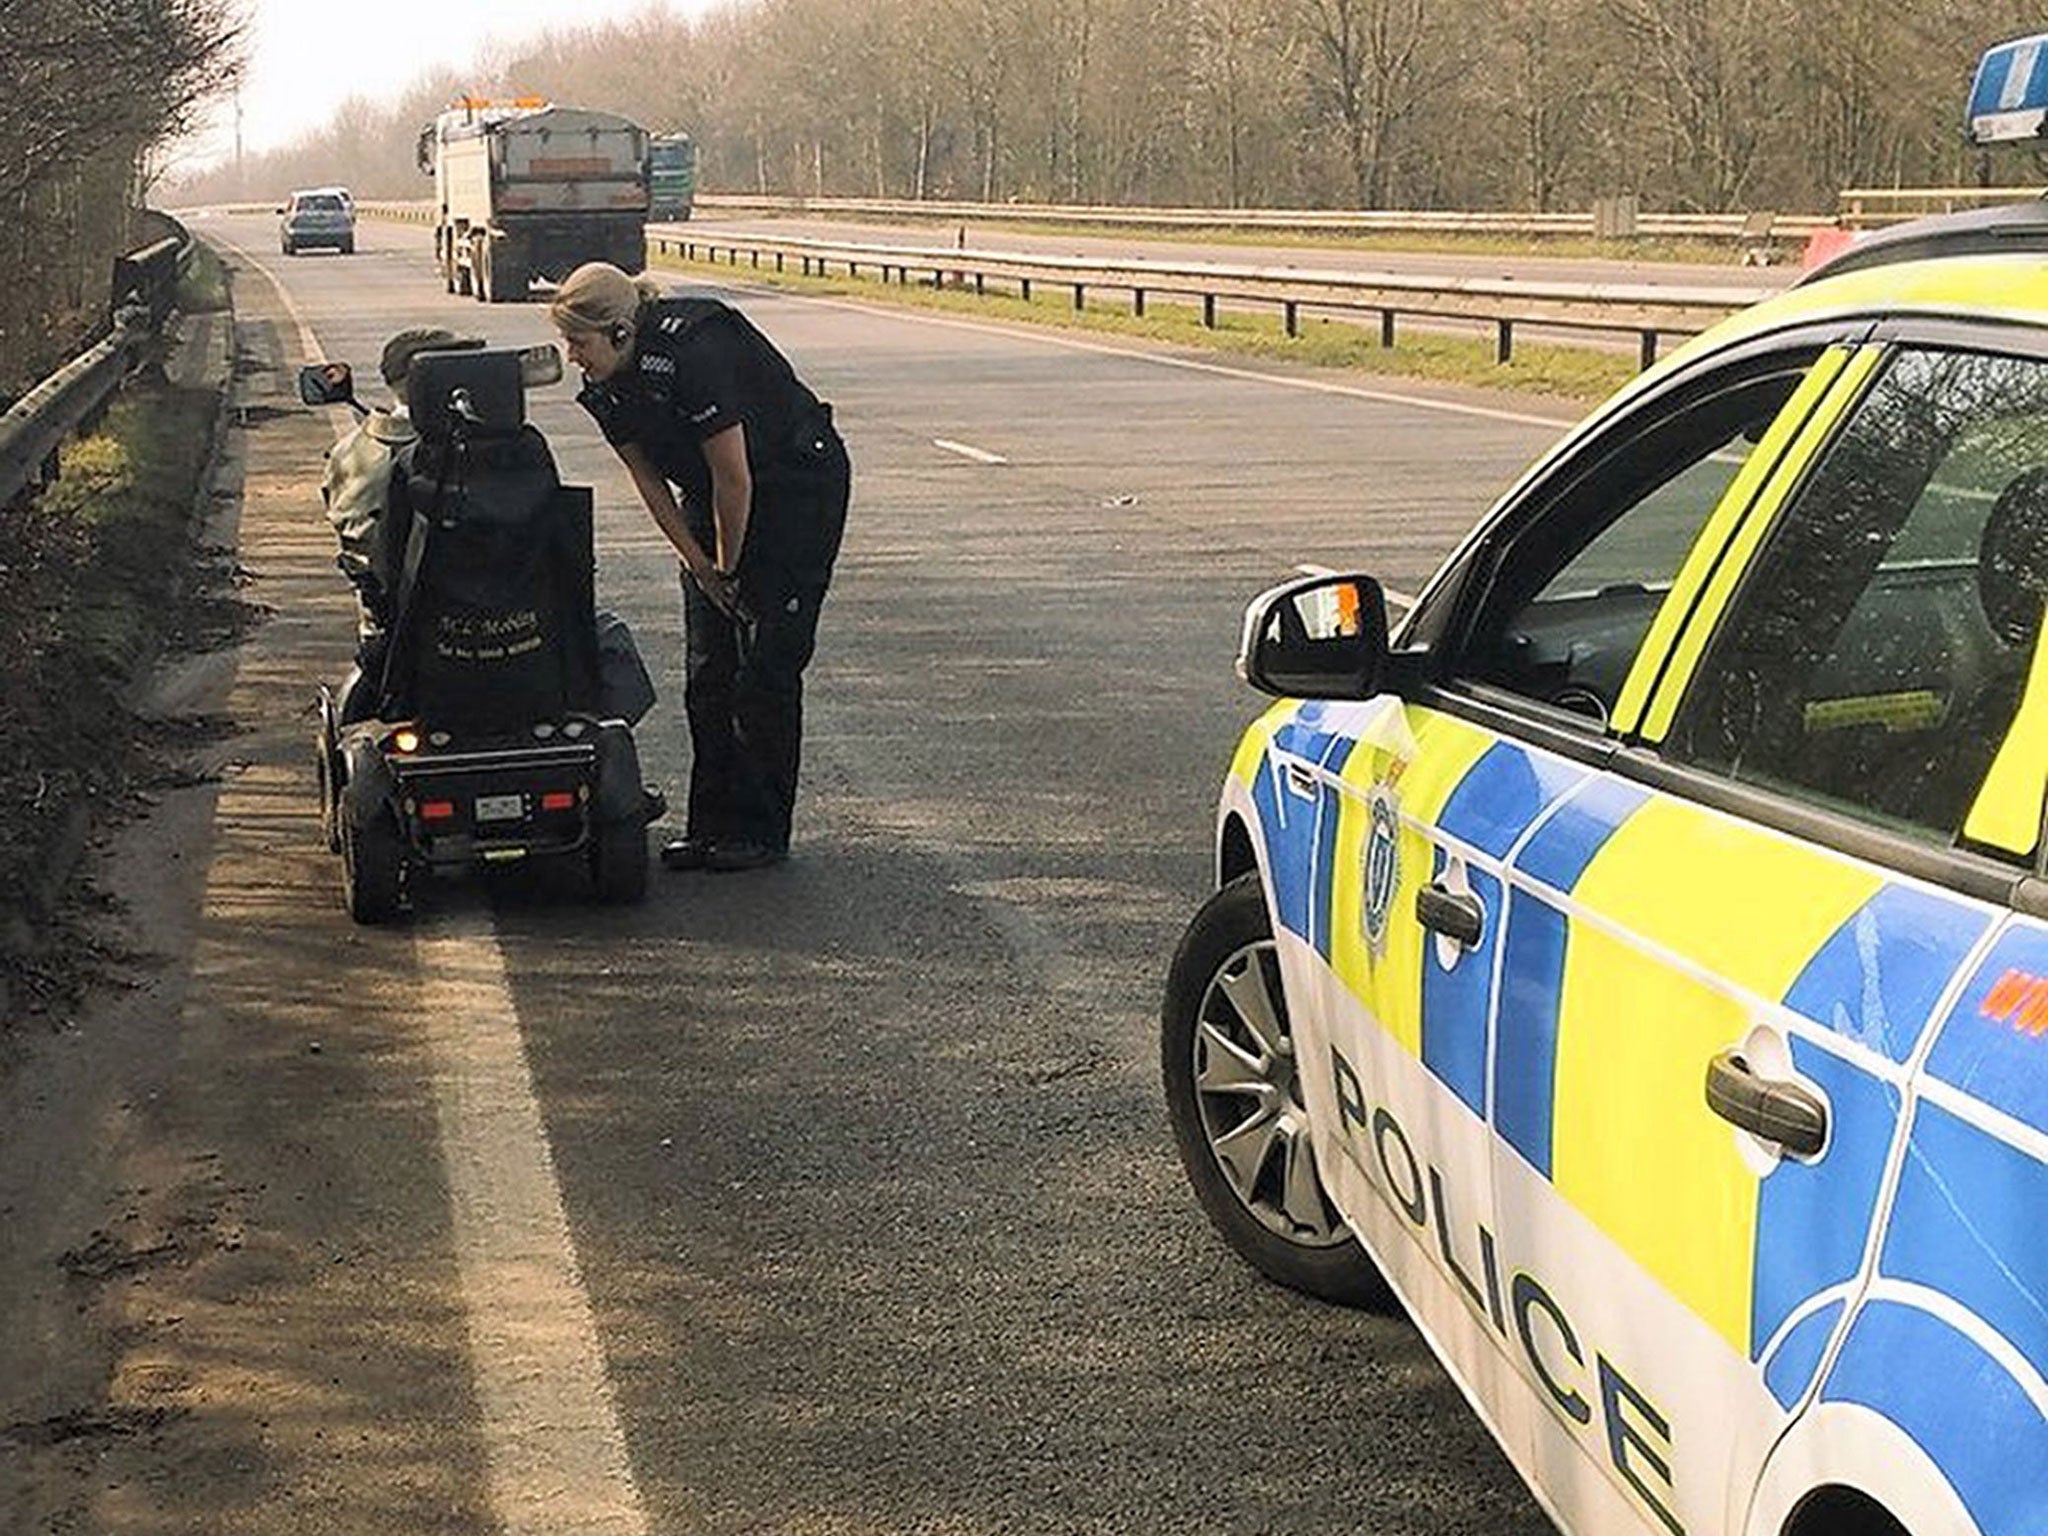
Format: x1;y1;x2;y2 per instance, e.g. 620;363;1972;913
647;134;697;222
417;98;650;304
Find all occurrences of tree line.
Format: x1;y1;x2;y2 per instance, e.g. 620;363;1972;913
176;0;2048;219
0;0;243;396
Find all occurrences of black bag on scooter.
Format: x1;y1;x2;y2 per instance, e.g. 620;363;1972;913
373;364;602;734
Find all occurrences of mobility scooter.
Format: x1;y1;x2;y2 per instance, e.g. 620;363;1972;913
302;342;653;923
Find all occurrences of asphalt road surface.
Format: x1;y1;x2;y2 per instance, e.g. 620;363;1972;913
0;210;1580;1535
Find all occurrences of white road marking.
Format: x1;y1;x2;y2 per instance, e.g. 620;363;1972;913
933;436;1009;464
216;225;651;1536
1292;561;1418;609
418;916;651;1536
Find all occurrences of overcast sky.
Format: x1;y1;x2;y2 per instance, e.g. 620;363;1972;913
183;0;715;168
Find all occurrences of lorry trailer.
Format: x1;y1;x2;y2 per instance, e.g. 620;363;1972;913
420;99;650;303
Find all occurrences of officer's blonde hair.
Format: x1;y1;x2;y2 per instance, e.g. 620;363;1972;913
548;262;663;338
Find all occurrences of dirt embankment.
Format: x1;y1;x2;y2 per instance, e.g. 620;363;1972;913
0;249;253;1027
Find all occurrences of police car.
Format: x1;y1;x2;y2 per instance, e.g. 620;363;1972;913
1162;40;2048;1536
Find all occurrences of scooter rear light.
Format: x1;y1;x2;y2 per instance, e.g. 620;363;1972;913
392;729;422;754
540;791;576;811
420;800;457;821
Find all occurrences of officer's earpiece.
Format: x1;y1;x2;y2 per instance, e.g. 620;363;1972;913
609;322;632;348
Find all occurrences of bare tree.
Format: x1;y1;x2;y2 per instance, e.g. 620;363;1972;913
1188;0;1286;206
0;0;246;391
1601;0;1786;210
161;0;2048;233
1292;0;1442;207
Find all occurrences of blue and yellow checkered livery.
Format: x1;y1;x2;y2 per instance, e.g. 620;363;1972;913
1237;699;2045;1535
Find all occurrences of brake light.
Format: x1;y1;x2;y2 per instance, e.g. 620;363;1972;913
540;791;576;811
420;800;457;821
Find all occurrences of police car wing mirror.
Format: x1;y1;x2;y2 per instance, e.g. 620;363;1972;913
1237;573;1390;700
518;343;564;389
298;361;363;413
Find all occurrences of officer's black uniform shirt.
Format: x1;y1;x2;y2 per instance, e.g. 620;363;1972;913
578;297;843;576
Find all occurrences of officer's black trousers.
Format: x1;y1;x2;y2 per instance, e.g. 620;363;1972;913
680;563;829;853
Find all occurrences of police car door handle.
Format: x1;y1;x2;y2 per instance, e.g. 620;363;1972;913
1704;1050;1827;1158
1416;883;1484;949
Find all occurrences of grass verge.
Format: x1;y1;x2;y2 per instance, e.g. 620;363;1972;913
0;364;246;1024
649;248;1637;402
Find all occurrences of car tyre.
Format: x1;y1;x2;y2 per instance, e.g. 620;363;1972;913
1162;872;1390;1307
340;800;405;925
340;237;355;255
589;817;648;904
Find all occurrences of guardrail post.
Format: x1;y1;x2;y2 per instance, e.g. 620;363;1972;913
1020;278;1032;301
974;273;984;295
1133;287;1146;317
1495;319;1514;365
1073;283;1085;311
931;269;943;290
1381;310;1396;348
1638;331;1659;370
1202;294;1216;329
1284;300;1298;338
776;252;785;273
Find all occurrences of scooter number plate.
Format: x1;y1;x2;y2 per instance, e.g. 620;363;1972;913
474;793;526;823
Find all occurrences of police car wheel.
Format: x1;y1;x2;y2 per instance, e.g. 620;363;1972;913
1162;873;1389;1308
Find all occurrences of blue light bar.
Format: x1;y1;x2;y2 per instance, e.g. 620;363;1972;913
1969;34;2048;145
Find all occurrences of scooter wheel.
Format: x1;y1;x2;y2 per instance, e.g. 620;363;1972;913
590;818;648;904
340;801;405;924
315;732;341;853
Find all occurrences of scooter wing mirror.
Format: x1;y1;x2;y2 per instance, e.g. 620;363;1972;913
298;361;359;410
517;343;564;389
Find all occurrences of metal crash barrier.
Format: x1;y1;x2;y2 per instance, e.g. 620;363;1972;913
643;226;1778;371
0;225;190;510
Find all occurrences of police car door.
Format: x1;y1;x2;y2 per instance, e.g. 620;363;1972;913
1675;333;2048;1536
1468;334;2048;1536
1299;336;1862;1517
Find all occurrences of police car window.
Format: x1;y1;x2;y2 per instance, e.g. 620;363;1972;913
1462;363;1812;729
1668;346;2048;855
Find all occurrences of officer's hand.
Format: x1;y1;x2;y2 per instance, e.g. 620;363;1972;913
686;560;745;619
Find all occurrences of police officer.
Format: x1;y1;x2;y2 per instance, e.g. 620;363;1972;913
549;263;849;872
